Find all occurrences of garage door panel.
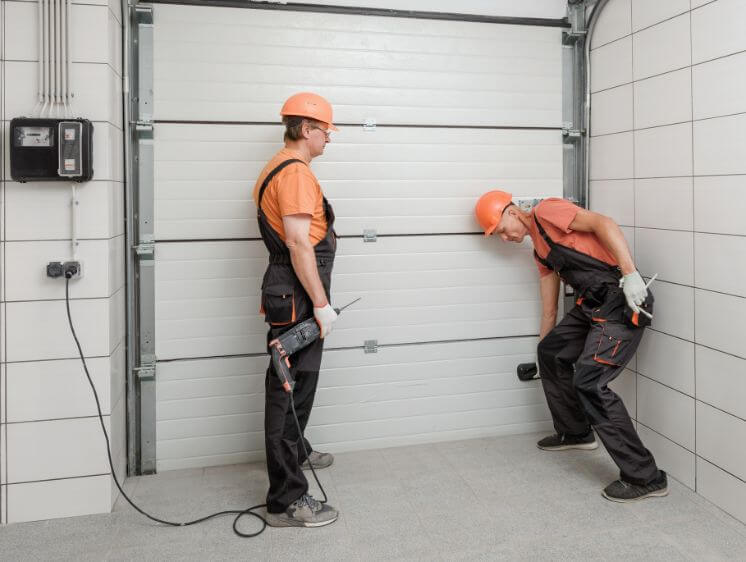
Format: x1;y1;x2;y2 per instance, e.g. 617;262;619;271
154;5;562;39
156;61;559;97
308;403;550;448
158;102;559;129
157;283;540;321
155;302;540;360
149;3;562;469
155;236;542;359
155;339;548;470
154;6;560;125
156;82;559;124
155;13;559;53
155;128;561;163
156;40;558;77
154;124;562;239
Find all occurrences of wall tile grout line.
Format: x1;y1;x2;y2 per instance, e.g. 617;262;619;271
689;5;698;493
593;40;746;91
634;371;746;425
591;109;746;139
5;414;112;426
5;473;111;487
697;456;746;487
2;0;8;522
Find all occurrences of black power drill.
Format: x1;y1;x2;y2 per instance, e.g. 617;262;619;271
269;298;361;392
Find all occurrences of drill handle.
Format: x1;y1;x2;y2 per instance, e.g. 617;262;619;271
270;345;295;393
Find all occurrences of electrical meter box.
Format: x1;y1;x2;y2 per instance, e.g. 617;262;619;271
10;118;94;182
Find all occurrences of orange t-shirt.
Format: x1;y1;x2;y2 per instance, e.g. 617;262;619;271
252;148;328;244
529;198;618;278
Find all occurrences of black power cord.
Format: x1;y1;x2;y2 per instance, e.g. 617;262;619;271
64;276;327;537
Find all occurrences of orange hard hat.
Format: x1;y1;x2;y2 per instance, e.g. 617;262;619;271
475;190;513;236
280;92;338;131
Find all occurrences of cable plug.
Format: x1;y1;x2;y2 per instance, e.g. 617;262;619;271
63;260;83;279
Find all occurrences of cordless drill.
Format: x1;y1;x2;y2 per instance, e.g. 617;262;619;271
269;298;361;393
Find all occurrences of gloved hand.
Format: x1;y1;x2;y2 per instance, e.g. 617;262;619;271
314;303;338;339
619;271;648;313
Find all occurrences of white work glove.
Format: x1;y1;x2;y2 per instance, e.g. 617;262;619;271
314;303;338;339
619;271;648;313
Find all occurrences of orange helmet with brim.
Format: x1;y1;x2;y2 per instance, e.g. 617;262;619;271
280;92;338;131
475;190;513;236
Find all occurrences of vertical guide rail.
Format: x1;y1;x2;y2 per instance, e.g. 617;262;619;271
127;2;157;475
561;0;589;309
562;0;588;207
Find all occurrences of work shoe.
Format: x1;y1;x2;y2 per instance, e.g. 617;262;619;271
265;494;339;528
301;450;334;470
602;470;668;503
537;431;598;451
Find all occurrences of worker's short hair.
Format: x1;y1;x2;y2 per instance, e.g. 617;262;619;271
283;116;322;142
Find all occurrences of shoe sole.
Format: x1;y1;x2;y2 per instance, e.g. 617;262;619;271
301;461;334;471
537;441;599;451
601;487;669;503
265;513;339;528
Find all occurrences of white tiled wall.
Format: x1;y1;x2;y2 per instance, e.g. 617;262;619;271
0;0;125;523
589;0;746;525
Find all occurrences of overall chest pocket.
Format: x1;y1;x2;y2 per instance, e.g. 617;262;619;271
261;285;296;326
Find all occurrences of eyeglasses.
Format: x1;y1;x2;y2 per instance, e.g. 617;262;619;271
308;125;331;139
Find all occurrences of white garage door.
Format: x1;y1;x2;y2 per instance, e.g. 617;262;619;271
147;2;564;471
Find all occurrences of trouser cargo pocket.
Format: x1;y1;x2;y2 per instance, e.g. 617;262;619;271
593;323;629;367
261;285;296;326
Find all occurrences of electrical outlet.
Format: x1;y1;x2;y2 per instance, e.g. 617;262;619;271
63;260;83;279
47;261;65;278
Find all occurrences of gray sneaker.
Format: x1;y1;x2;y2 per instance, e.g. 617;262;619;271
602;470;668;502
537;431;598;451
301;450;334;470
265;494;339;528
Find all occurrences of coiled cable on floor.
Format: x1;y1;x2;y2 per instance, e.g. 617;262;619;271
64;276;327;538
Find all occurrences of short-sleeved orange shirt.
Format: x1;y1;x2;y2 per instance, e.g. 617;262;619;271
252;148;328;245
529;198;618;277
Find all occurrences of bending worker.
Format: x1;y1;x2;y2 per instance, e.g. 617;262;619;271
475;192;667;502
253;92;339;527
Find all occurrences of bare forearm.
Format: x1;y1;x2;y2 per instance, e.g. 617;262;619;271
595;217;636;275
289;243;327;307
538;273;560;341
539;313;557;341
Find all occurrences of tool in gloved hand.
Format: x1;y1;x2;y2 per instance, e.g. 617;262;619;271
270;298;361;392
620;272;657;320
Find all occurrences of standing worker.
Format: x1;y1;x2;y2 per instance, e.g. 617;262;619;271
474;192;668;502
253;92;339;527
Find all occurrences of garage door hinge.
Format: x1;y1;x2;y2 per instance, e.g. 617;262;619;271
563;2;586;44
135;120;153;133
363;229;377;242
135;236;155;259
363;118;376;132
364;340;379;354
562;124;583;140
135;362;156;381
136;4;153;24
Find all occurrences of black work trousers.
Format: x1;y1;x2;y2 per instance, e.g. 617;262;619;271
537;299;660;485
264;365;319;513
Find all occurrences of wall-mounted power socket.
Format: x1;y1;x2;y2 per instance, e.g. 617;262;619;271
47;260;83;279
63;261;83;279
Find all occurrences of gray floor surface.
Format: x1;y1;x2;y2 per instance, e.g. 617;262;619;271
2;432;745;561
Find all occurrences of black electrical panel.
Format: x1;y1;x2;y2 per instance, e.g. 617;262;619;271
10;117;94;183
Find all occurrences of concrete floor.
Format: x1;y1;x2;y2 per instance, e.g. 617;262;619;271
2;432;746;561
